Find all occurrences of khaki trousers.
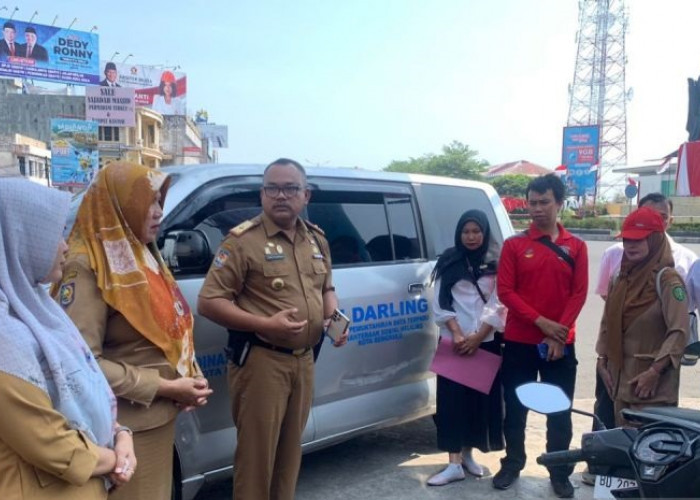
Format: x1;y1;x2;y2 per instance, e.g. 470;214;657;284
228;345;314;500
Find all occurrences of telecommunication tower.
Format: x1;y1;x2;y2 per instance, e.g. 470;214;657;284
567;0;629;198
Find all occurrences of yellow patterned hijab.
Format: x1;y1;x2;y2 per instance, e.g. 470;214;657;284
64;161;195;376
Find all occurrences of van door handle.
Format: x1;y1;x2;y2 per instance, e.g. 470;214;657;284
407;283;425;294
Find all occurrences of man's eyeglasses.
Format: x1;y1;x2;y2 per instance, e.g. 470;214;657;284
262;185;305;197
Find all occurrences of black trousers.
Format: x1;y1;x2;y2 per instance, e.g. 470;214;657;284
500;341;578;480
593;370;616;431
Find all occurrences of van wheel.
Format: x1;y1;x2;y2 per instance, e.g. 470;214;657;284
171;450;182;500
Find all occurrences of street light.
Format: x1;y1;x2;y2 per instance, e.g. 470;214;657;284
110;51;120;61
68;17;77;29
51;15;58;26
29;10;38;22
89;25;98;33
122;53;134;63
8;6;18;19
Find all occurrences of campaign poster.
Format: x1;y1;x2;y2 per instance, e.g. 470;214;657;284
50;119;99;188
561;125;600;197
0;18;99;85
98;61;187;115
85;86;136;126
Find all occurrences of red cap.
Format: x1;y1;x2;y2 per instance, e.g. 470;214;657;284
160;71;176;84
617;206;665;240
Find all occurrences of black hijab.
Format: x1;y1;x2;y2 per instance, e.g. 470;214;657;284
431;209;497;311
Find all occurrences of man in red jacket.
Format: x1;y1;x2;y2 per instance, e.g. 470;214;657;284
493;174;588;498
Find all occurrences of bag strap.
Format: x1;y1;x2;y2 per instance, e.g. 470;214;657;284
528;231;575;270
655;267;669;297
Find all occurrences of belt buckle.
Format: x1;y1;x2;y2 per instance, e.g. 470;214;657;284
292;347;308;356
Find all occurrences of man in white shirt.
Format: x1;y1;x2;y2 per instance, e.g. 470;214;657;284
582;192;697;486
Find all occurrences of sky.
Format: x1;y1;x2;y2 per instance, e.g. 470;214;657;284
8;0;700;175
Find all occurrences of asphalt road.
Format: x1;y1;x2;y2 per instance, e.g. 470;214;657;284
195;240;700;500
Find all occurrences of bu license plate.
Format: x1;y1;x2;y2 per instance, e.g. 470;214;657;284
593;475;638;499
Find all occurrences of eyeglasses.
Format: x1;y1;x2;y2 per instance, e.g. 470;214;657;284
262;185;305;197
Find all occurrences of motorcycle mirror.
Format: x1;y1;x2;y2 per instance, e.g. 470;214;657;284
516;382;571;415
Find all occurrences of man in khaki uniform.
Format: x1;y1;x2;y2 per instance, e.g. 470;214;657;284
198;158;347;500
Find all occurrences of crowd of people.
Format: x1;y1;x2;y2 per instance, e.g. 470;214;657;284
0;164;696;500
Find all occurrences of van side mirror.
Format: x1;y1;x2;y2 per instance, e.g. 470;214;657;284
161;229;212;274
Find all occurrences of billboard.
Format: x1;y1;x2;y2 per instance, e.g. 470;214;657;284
85;86;136;126
50;119;99;187
561;125;600;197
98;61;186;115
0;18;99;85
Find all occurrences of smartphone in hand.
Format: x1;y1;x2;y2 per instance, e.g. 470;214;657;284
326;308;350;342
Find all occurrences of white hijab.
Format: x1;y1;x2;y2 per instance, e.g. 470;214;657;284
0;178;116;448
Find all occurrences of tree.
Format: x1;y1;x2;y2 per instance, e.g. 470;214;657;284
489;174;531;197
384;141;488;181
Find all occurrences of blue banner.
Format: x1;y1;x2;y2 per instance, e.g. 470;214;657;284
561;125;600;197
50;119;99;187
0;18;99;85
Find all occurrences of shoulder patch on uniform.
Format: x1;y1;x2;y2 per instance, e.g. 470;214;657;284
213;248;230;268
229;218;259;237
304;219;325;236
59;282;75;308
673;285;687;302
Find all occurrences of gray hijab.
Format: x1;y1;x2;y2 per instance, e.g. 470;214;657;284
0;178;115;448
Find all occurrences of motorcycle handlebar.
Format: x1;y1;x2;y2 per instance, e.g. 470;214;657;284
536;449;586;466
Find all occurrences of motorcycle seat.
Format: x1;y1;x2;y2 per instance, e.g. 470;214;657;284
623;406;700;426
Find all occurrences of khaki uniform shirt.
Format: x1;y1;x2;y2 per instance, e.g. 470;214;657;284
199;213;332;350
598;268;689;405
0;373;106;500
58;255;179;431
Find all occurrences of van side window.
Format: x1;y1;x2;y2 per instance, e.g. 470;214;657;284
159;178;262;276
417;184;505;259
307;189;422;266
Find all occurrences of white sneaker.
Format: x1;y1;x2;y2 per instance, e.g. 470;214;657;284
427;464;465;486
462;455;484;477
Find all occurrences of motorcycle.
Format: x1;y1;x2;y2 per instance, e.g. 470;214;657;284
516;382;700;499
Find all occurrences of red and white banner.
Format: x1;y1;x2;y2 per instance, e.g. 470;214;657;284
675;141;700;196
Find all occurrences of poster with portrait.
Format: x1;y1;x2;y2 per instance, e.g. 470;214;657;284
97;60;187;115
50;119;99;188
561;125;600;197
0;18;99;85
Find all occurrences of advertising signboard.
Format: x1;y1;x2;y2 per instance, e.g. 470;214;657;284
0;18;99;85
98;61;186;115
85;86;136;126
561;125;600;197
50;119;99;187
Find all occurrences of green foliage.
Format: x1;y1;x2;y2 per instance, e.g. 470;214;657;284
489;174;531;197
384;141;488;180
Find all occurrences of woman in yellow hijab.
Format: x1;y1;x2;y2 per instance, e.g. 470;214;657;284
56;162;213;499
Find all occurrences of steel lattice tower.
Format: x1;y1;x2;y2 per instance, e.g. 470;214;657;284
567;0;629;198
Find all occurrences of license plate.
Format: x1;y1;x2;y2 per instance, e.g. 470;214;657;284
593;475;638;499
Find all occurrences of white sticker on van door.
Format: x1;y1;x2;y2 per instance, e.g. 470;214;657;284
347;298;430;346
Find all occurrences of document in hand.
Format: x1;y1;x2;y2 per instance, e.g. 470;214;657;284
429;338;502;394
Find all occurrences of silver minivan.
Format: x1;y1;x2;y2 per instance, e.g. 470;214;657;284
126;164;513;499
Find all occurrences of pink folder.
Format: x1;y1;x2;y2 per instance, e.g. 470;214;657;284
429;338;502;394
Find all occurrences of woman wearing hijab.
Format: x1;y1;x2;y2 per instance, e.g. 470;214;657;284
596;207;689;427
55;162;212;499
0;178;135;499
426;209;506;486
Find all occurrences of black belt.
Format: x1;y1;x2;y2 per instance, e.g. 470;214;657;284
250;336;311;356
